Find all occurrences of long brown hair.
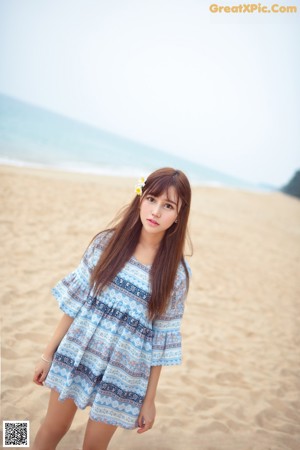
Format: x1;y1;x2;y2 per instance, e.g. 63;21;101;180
90;167;192;320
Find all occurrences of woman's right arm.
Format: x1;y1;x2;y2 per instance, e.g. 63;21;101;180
33;313;74;386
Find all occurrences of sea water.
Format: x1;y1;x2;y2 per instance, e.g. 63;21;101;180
0;94;267;190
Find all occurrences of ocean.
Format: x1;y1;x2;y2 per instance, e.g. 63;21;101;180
0;94;270;191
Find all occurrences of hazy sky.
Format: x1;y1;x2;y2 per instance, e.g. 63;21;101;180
1;0;299;186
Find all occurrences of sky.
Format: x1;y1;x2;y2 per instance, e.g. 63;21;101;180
0;0;299;187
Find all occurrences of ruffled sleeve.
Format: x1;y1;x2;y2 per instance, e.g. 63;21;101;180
151;261;191;366
51;233;106;318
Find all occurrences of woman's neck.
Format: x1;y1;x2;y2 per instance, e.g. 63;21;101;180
139;228;164;250
133;229;164;265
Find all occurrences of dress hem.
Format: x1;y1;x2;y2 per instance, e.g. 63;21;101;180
44;382;138;430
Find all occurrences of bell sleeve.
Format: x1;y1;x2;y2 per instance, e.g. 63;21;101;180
51;233;105;318
151;263;191;366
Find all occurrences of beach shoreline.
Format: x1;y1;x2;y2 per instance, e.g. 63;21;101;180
1;164;300;450
0;161;277;193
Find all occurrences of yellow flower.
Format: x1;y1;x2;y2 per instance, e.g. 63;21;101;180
134;176;146;196
135;186;142;196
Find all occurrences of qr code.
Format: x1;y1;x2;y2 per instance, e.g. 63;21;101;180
3;421;29;447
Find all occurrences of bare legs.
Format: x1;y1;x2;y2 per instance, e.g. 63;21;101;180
82;420;117;450
32;390;117;450
32;390;77;450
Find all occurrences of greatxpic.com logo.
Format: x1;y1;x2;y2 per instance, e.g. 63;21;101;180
209;3;297;13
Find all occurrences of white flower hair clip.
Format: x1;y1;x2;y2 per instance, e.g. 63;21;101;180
134;177;146;196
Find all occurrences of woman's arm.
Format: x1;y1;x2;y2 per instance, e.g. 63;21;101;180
33;313;74;386
137;365;162;434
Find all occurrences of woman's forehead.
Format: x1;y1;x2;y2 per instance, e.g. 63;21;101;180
164;186;179;202
148;186;181;206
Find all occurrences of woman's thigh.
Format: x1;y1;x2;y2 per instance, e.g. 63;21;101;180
44;389;78;431
82;419;117;450
32;390;78;449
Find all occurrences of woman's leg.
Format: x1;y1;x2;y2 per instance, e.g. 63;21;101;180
82;419;117;450
32;389;77;450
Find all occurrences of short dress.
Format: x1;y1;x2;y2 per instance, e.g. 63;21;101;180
44;231;190;429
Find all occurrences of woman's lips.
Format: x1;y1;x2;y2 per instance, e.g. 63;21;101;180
147;218;159;226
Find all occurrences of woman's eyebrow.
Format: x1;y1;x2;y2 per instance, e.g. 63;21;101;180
148;193;178;205
163;198;177;205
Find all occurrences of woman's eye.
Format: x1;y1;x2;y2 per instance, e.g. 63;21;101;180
165;203;174;209
147;196;155;202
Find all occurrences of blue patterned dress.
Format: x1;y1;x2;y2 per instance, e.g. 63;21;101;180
44;231;189;429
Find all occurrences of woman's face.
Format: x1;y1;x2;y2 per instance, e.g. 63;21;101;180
139;187;181;237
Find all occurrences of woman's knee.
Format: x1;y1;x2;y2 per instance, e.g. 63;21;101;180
82;419;117;450
44;416;73;437
32;420;70;450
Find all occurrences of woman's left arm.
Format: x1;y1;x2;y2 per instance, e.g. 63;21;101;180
137;365;162;434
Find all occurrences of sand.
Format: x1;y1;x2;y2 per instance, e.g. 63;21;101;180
1;164;300;450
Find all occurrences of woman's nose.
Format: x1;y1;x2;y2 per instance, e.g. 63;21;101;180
152;204;161;217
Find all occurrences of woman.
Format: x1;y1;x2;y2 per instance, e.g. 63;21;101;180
33;167;192;450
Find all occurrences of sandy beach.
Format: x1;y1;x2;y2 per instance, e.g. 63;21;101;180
1;164;300;450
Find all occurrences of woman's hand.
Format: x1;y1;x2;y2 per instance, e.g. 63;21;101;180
32;314;74;386
137;400;156;434
33;357;52;386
